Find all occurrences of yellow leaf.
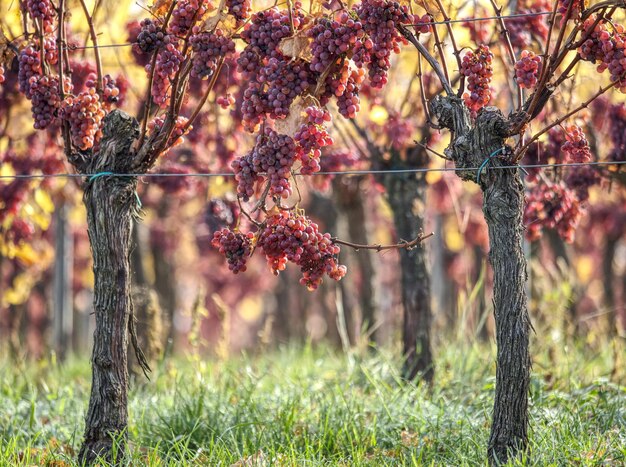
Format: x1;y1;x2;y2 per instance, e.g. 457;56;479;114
34;189;55;214
369;105;388;125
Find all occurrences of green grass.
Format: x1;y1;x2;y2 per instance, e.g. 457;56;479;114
0;340;624;466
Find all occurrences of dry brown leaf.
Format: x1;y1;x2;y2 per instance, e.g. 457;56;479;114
278;35;313;62
230;449;267;467
0;26;16;66
274;95;316;137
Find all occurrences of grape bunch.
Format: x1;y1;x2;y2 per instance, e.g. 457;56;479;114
565;165;599;202
561;125;592;163
18;46;43;97
211;228;254;273
258;211;346;289
514;50;542;89
460;45;494;116
84;73;125;109
217;93;235;109
323;63;365;119
231;128;297;200
608;102;626;162
135;18;169;54
354;0;413;88
524;182;582;243
262;58;313;119
383;112;413;151
59;88;106;150
27;0;55;33
578;18;626;92
148;115;191;151
168;0;209;36
558;0;583;22
295;106;334;174
240;81;268;131
309;13;365;74
190;28;236;79
148;43;183;107
227;0;252;27
237;6;305;79
0;65;5;86
505;1;550;49
29;75;63;130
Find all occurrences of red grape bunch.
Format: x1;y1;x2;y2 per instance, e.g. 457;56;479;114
231;128;298;201
226;0;252;27
524;182;582;243
460;45;494;116
237;6;305;79
565;166;599;202
561;125;592;163
579;18;626;92
608;102;626;162
135;18;170;54
211;228;254;273
0;65;5;86
504;0;550;49
384;112;413;151
294;106;334;174
26;0;55;33
168;0;209;37
257;211;347;289
190;28;236;79
59;88;106;150
309;13;365;74
322;63;365;119
147;43;184;107
262;58;313;119
18;41;58;98
28;75;64;130
148;115;192;152
354;0;413;88
514;50;542;89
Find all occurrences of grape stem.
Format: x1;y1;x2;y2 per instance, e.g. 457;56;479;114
332;232;434;252
488;0;522;110
56;0;72;160
78;0;103;95
396;23;454;96
516;81;619;159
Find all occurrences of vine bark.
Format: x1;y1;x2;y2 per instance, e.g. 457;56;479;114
431;96;531;464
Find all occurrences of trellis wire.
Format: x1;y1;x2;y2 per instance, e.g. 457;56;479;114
0;161;623;181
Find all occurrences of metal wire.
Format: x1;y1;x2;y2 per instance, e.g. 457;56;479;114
0;161;623;181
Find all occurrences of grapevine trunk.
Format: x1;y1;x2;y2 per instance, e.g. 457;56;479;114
385;173;433;382
482;167;531;464
78;173;137;465
430;96;531;464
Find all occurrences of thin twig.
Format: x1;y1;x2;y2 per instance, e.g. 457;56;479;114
333;232;434;252
489;0;521;109
397;23;454;96
182;58;225;133
56;0;72;159
78;0;103;94
517;81;618;159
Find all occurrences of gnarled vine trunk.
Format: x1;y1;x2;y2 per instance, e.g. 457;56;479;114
76;110;148;465
384;172;434;383
431;96;531;464
482;167;530;463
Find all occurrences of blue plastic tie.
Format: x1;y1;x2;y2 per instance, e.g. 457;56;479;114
476;148;504;183
88;171;114;183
